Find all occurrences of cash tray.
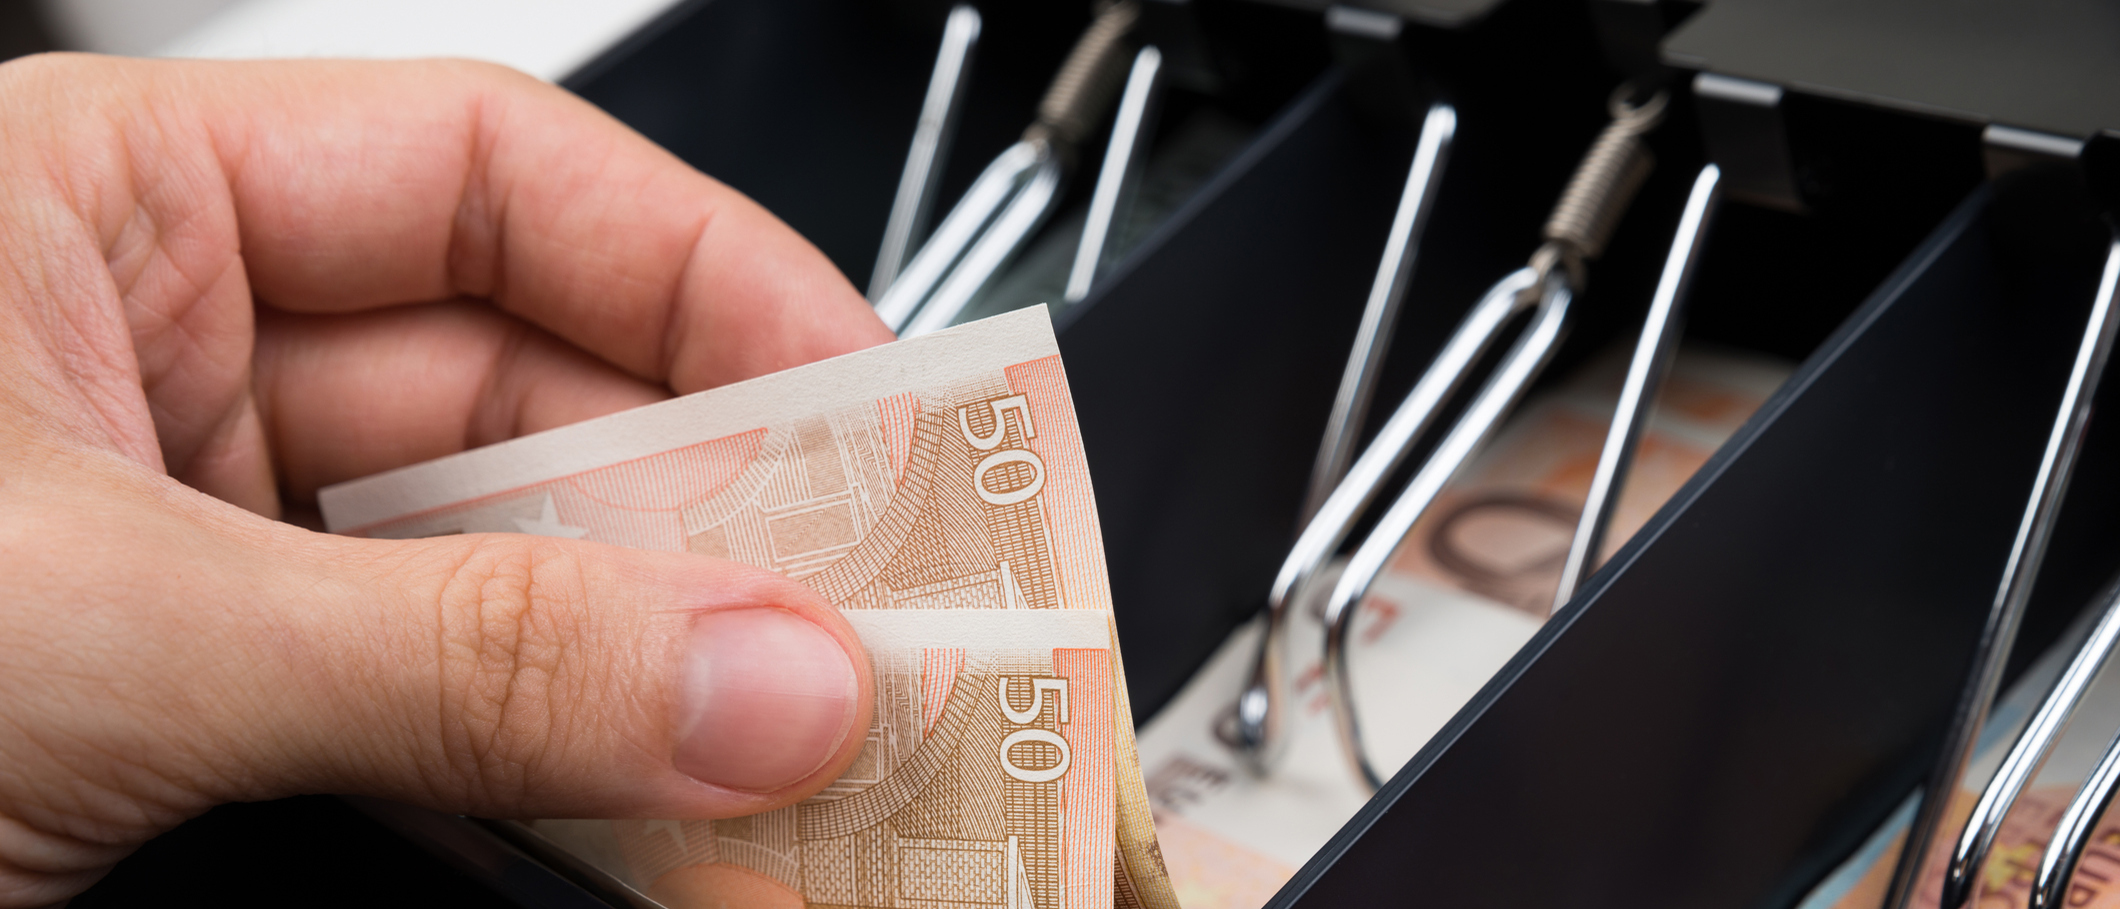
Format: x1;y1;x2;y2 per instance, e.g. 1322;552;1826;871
70;1;2120;907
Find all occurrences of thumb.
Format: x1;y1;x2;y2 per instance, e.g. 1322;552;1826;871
3;457;872;846
279;528;876;818
1;442;875;907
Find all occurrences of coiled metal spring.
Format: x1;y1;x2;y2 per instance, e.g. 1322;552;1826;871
1025;1;1143;152
1531;83;1670;292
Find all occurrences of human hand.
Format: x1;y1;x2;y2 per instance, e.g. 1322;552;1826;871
0;54;894;905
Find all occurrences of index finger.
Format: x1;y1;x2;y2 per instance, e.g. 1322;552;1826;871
146;57;893;392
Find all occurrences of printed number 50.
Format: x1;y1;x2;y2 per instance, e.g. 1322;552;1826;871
960;395;1037;450
997;677;1072;784
997;677;1070;724
961;395;1046;507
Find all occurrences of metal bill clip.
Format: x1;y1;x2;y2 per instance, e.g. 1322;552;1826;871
1900;226;2120;909
1230;84;1698;791
876;1;1143;338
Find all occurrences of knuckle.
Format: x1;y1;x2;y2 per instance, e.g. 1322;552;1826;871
427;537;590;805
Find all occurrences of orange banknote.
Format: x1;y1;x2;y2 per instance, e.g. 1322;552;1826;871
321;308;1176;909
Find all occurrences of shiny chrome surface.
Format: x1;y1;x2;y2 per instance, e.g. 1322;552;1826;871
1302;103;1458;523
901;151;1063;337
868;4;980;302
1323;270;1574;790
1230;267;1542;772
874;140;1044;333
1885;230;2120;909
2032;722;2120;909
1946;582;2120;909
1550;164;1721;611
880;2;1139;335
1065;45;1162;304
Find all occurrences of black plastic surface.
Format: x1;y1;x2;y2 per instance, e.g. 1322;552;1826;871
70;798;515;908
1665;0;2120;140
1273;185;2120;908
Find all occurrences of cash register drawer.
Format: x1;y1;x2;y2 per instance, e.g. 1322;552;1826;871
70;1;2120;906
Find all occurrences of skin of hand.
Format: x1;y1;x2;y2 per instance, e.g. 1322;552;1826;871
0;53;898;906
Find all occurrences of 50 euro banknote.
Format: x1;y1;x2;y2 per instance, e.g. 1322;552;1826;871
319;307;1177;909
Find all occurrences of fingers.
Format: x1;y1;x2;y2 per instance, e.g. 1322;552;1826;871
0;451;872;903
0;54;892;514
253;303;672;499
0;54;903;907
134;56;895;389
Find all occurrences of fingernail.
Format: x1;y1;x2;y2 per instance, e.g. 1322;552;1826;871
675;608;859;792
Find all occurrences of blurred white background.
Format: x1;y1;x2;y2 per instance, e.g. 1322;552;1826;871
31;0;679;80
40;0;238;56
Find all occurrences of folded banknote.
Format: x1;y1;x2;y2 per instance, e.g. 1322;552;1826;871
320;307;1178;909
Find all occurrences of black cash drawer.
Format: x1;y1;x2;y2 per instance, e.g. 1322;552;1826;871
75;1;2120;906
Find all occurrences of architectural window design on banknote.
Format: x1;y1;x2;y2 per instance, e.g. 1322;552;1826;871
320;309;1176;909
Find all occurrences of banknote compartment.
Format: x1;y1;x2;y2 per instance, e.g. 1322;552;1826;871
1040;26;2120;909
1100;61;2051;909
1269;176;2120;908
1043;0;1692;718
1063;0;1995;755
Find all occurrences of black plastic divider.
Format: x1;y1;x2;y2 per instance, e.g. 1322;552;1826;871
1274;184;2119;908
1055;69;1403;718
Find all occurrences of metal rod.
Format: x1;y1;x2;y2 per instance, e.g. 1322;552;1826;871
901;153;1064;337
1301;103;1459;524
1945;581;2120;908
1883;229;2120;909
1324;270;1575;790
2032;725;2120;909
869;4;981;302
1230;266;1540;772
1550;165;1721;611
1065;45;1163;304
874;141;1042;333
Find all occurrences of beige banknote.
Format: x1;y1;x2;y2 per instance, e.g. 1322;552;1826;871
320;307;1178;909
1135;344;1793;909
